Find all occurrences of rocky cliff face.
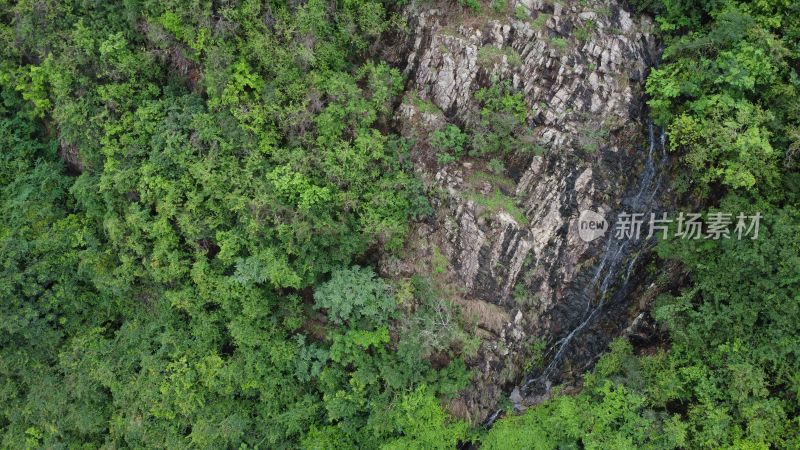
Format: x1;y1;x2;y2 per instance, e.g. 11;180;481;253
379;0;668;423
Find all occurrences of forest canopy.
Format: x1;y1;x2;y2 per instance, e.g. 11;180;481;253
1;0;798;448
1;0;471;447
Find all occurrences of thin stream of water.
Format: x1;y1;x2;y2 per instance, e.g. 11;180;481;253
483;122;669;427
524;121;668;392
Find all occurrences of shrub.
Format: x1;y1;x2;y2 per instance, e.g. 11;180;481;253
514;6;529;21
431;124;468;164
313;266;395;326
488;158;505;174
458;0;481;12
491;0;508;14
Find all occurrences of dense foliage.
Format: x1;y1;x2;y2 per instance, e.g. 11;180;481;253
2;0;798;448
0;0;473;447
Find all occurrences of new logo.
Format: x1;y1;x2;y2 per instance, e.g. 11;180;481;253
577;210;608;242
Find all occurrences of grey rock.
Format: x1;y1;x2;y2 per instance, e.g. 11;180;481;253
382;0;666;422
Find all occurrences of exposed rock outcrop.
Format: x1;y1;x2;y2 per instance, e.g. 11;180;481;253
380;0;670;422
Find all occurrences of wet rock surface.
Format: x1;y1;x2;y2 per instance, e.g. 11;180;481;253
379;0;669;422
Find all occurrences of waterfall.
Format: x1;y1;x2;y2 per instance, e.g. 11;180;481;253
524;121;668;392
483;122;669;427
